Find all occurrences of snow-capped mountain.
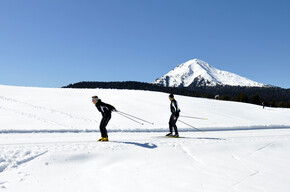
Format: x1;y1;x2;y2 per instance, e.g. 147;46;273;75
153;59;266;87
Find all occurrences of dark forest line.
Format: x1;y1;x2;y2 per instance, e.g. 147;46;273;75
63;81;290;108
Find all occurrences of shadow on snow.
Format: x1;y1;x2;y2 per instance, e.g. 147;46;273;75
112;141;157;149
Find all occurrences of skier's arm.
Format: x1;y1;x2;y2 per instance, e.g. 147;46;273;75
173;100;179;119
104;103;117;112
173;100;179;115
96;104;105;116
111;105;117;112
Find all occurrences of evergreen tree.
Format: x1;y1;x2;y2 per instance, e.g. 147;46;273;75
235;93;248;103
251;94;261;105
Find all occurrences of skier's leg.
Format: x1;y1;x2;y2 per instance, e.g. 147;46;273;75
168;115;174;133
99;117;106;138
173;114;179;135
101;115;111;138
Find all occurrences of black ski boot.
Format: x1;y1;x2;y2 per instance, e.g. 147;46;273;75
166;133;173;137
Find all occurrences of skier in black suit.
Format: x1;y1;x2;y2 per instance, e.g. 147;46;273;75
166;93;180;137
92;96;116;142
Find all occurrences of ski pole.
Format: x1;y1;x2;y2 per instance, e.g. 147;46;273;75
180;115;208;120
178;119;205;133
116;112;144;125
117;111;154;125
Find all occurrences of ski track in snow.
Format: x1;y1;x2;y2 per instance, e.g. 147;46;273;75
0;148;47;173
0;96;98;129
0;130;290;192
232;170;260;187
0;96;96;123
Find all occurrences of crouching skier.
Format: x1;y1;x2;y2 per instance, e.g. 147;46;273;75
92;96;116;142
166;93;180;137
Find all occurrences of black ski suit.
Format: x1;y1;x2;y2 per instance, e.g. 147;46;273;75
95;100;116;138
169;99;180;135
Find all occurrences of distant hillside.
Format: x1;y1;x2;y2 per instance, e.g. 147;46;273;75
63;81;290;108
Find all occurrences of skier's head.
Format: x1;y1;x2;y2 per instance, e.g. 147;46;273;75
92;96;99;104
169;93;174;100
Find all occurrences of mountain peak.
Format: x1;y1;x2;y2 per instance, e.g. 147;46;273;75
153;59;265;87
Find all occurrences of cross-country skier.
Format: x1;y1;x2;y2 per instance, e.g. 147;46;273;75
166;93;180;137
92;96;116;142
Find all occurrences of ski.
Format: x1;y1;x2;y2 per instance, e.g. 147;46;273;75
165;135;185;138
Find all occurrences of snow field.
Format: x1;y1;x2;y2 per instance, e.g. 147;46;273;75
0;85;290;192
0;85;289;132
1;130;290;192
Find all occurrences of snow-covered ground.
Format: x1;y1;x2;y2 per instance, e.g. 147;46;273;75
0;85;290;192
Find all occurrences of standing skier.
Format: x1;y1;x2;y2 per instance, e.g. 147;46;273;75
92;96;116;142
262;101;265;109
166;93;180;137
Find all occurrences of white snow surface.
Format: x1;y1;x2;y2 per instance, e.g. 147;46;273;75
0;84;290;192
154;59;266;87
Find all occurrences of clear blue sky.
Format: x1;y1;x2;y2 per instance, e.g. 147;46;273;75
1;0;290;88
